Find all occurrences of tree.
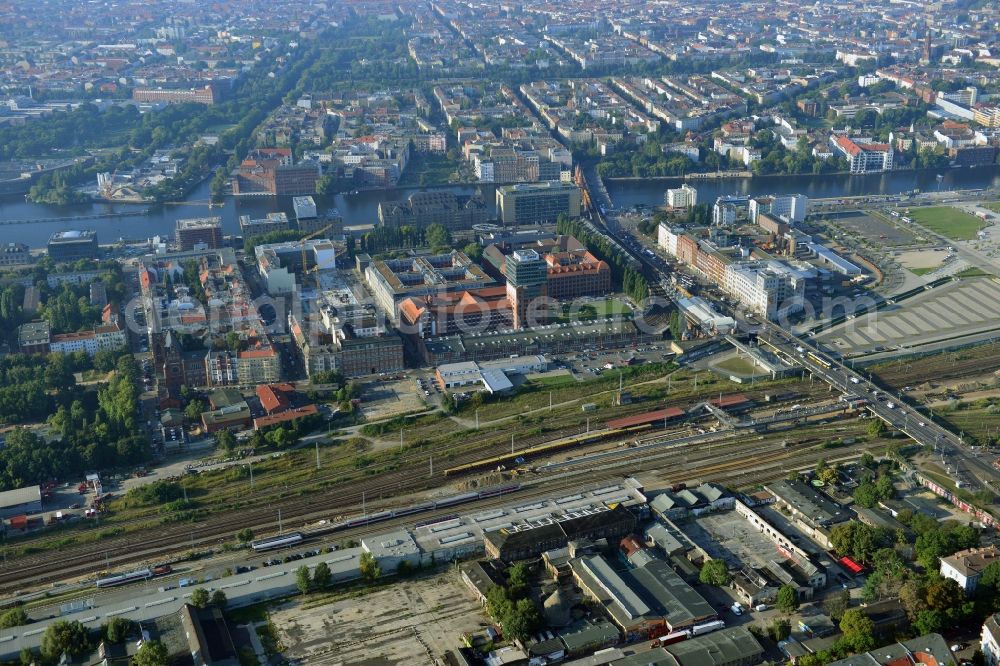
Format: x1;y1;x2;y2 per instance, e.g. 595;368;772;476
184;399;205;423
914;608;945;635
823;589;851;621
776;585;800;613
867;418;886;438
190;587;210;609
216;429;236;454
699;560;730;587
854;482;880;508
236;527;254;544
296;565;311;594
133;640;169;666
360;551;381;583
425;223;451;251
502;598;543;643
925;578;965;612
898;580;926;620
41;620;89;661
463;242;483;260
840;608;876;652
0;606;27;629
104;617;133;643
768;618;791;642
210;590;227;608
312;561;331;589
507;562;530;600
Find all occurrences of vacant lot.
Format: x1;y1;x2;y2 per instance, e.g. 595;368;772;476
270;571;484;665
828;211;918;248
896;248;948;272
908;206;985;241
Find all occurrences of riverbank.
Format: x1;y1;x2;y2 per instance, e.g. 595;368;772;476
603;165;1000;211
603;165;1000;184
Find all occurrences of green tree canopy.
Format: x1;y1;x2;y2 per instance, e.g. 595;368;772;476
41;620;90;661
360;552;381;582
839;608;876;652
104;617;133;643
776;585;800;613
190;588;210;609
699;559;730;586
296;565;311;594
133;640;169;666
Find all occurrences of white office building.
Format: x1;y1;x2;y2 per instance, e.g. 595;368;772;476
749;194;809;224
983;614;1000;666
657;224;683;257
723;262;806;320
665;184;698;209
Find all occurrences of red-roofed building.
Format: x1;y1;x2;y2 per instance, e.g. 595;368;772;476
257;383;295;415
253;404;319;430
838;556;865;575
606;407;685;429
237;344;281;385
830;134;894;173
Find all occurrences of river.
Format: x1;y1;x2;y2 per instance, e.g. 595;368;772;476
604;165;1000;210
1;166;999;248
0;180;496;249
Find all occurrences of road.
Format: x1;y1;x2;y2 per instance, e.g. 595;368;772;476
592;185;1000;512
758;324;1000;501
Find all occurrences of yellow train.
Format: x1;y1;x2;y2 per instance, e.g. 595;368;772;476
442;424;652;477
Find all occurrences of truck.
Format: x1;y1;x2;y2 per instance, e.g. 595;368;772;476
691;620;726;636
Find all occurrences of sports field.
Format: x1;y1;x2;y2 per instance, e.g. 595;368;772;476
907;206;985;241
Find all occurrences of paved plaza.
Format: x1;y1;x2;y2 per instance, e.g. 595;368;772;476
817;277;1000;355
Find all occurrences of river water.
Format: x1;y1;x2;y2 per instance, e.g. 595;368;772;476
1;166;999;248
605;165;1000;210
0;180;494;249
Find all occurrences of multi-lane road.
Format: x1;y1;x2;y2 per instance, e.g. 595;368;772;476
595;191;1000;505
760;323;1000;497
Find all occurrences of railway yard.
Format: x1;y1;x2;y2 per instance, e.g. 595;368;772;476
2;337;998;606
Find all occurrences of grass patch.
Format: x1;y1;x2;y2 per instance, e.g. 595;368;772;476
955;266;993;278
714;356;762;376
907;206;986;241
527;373;576;388
982;202;1000;215
909;266;939;276
227;602;271;624
396;153;468;187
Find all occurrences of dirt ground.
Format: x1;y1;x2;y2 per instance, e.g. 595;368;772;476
269;570;486;665
359;377;428;421
896;248;949;270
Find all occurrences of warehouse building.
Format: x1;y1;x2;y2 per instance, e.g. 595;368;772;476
0;486;42;521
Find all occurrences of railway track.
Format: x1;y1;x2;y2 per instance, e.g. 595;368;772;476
0;382;831;582
0;414;863;594
0;346;888;594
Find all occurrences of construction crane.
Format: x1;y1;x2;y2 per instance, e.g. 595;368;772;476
300;224;333;294
99;168;118;200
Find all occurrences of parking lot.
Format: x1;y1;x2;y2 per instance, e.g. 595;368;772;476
270;570;486;665
823;211;921;249
691;511;781;571
817;276;1000;355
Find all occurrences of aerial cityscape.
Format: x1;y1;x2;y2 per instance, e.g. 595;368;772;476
2;0;1000;665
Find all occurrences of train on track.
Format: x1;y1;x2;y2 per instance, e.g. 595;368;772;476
251;532;305;552
442;426;651;477
96;565;172;589
318;483;521;532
